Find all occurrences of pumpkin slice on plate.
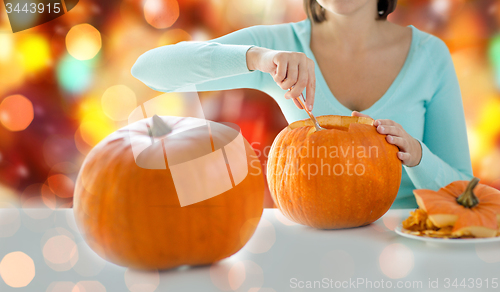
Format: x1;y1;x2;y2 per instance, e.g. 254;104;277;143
414;177;500;238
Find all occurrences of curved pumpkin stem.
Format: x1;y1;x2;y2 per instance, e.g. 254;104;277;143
456;177;480;208
151;115;172;137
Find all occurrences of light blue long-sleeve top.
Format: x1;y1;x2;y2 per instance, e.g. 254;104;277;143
131;18;473;208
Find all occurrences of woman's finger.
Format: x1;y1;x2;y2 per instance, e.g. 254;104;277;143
374;119;397;127
377;125;401;136
386;135;409;152
274;59;287;86
285;88;303;108
281;62;299;90
288;62;308;98
305;60;316;111
397;152;411;165
351;111;372;118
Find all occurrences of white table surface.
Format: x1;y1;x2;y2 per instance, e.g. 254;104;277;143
1;208;499;292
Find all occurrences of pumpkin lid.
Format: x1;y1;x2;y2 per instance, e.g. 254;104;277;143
414;178;500;237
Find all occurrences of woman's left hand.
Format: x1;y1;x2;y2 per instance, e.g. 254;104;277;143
352;111;422;167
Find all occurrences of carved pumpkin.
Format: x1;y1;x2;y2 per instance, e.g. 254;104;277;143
73;116;265;270
414;177;500;238
267;115;402;229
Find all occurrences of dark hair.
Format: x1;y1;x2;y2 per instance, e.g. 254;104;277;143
304;0;397;23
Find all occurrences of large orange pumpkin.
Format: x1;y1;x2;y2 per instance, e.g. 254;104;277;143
414;177;500;238
73;116;265;270
267;115;402;229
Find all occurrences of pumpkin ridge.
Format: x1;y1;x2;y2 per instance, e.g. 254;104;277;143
107;144;141;266
452;208;498;233
87;143;125;266
272;128;295;221
273;129;290;214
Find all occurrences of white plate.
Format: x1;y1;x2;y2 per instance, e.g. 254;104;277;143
395;224;500;244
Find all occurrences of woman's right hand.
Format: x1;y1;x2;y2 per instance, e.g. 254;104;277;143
246;47;316;110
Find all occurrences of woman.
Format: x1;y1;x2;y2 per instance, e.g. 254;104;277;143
132;0;473;208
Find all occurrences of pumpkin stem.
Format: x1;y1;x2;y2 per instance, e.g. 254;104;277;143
456;177;480;208
151;115;172;137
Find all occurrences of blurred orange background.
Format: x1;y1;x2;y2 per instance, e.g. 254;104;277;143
0;0;499;208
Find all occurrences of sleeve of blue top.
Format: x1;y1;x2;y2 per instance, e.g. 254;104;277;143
404;38;473;190
131;26;265;93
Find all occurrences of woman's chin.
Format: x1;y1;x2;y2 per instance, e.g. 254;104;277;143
318;0;375;18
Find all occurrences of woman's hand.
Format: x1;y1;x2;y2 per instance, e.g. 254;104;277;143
247;46;315;110
352;111;423;167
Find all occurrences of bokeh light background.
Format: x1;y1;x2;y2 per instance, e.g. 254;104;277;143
0;0;500;208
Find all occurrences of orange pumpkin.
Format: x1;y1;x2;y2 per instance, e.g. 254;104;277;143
267;115;402;229
73;116;265;270
414;177;500;238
